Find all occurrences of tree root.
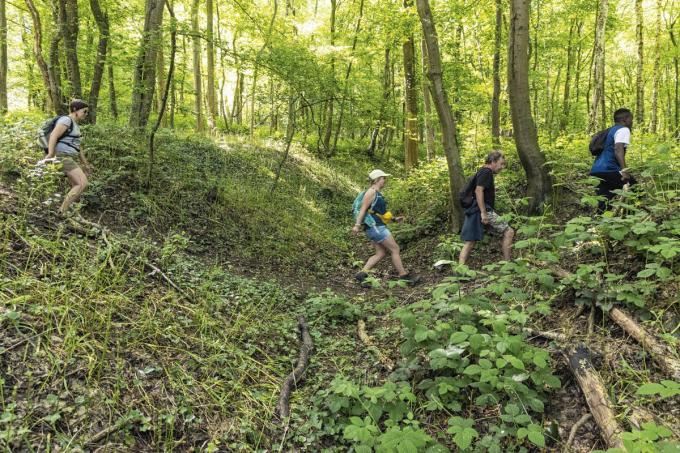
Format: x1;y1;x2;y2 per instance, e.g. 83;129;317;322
609;307;680;381
277;316;314;420
563;344;624;450
563;413;592;452
357;319;394;371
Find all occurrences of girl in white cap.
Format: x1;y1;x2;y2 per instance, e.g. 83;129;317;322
352;169;421;286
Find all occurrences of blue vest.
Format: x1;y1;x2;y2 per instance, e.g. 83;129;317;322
591;125;625;173
372;192;388;225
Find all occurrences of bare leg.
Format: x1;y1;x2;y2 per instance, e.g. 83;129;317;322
501;227;514;261
59;167;88;214
459;241;475;265
362;243;387;272
380;235;407;276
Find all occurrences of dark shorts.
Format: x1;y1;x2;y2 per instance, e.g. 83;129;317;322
57;156;80;174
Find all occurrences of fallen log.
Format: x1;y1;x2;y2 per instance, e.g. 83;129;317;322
357;319;394;371
563;344;624;450
609;307;680;381
277;316;314;420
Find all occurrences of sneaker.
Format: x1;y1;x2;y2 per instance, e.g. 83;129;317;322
355;271;368;283
398;272;422;286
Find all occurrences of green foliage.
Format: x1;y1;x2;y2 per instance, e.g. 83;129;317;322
594;423;679;453
636;381;680;399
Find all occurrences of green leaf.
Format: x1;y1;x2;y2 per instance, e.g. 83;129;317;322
636;383;665;395
527;430;545;447
463;364;482;375
453;427;478;450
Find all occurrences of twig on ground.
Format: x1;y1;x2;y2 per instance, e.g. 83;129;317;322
277;316;314;420
146;263;193;301
85;416;131;445
563;413;592;452
357;319;395;371
521;327;568;343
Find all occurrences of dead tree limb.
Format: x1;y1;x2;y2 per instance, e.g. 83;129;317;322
609;307;680;380
277;316;314;420
357;319;394;371
563;413;592;452
563;344;624;450
521;327;568;343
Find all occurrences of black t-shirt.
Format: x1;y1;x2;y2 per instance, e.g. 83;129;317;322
475;167;495;209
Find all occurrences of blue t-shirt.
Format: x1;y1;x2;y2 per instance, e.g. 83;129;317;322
371;192;387;226
591;125;627;174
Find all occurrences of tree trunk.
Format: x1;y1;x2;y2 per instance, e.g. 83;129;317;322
191;0;204;132
48;20;65;114
670;21;679;138
88;0;109;124
508;0;552;214
206;0;217;131
402;26;419;170
129;0;164;128
574;21;583;112
250;0;278;137
561;19;577;131
421;38;435;160
416;0;465;230
650;0;661;133
20;14;37;108
635;0;644;127
25;0;62;114
107;44;118;119
368;48;391;158
589;0;608;132
491;0;502;145
156;31;167;126
322;0;337;155
0;0;7;113
57;0;82;99
332;0;364;153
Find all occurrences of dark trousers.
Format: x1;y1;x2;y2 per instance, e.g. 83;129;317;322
591;172;637;214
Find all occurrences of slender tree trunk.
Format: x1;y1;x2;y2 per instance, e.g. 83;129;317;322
561;19;576;131
156;31;167;126
416;0;465;230
216;0;228;129
421;38;435;160
322;0;337;155
250;0;278;137
589;0;608;132
107;44;118;119
635;0;644;127
491;0;502;145
129;0;164;128
88;0;109;124
508;0;552;213
670;21;679;137
650;0;661;133
20;14;37;108
574;21;584;113
191;0;204;131
368;48;391;158
332;0;364;152
48;18;65;114
57;0;82;99
206;0;217;131
403;0;419;170
0;0;7;113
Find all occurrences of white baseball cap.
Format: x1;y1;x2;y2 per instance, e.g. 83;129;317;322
368;169;391;180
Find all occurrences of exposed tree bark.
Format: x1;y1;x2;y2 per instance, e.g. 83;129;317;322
589;0;608;132
25;0;62;114
416;0;465;230
48;16;65;113
402;16;419;170
191;0;204;132
231;35;244;125
491;0;502;145
276;316;313;420
206;0;217;131
332;0;364;153
56;0;82;99
107;44;118;119
0;0;7;113
650;0;661;133
129;0;165;128
88;0;109;124
20;14;38;109
148;0;176;189
574;21;584;111
563;345;624;450
215;0;228;130
508;0;552;213
155;30;167;126
635;0;644;127
321;0;337;155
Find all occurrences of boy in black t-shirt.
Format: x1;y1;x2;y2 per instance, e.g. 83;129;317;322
459;151;514;265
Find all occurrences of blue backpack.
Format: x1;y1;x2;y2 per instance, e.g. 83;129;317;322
352;190;378;228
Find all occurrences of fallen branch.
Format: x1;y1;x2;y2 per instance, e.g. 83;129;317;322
563;344;623;450
609;307;680;381
563;413;592;452
85;415;131;445
277;316;314;420
357;319;394;371
521;327;568;343
146;263;193;301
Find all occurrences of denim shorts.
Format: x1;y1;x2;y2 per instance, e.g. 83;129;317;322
365;225;391;243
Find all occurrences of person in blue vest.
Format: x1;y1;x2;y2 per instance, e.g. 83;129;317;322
591;108;636;214
352;170;421;286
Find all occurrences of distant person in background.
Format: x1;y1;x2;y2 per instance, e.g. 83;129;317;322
459;151;514;265
45;100;92;216
352;169;421;286
590;108;637;214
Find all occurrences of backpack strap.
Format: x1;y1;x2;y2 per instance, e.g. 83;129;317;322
57;117;80;152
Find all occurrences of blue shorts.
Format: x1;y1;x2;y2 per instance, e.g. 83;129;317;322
365;225;391;243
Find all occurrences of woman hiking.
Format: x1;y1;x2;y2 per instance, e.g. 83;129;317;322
45;100;92;216
351;169;421;287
